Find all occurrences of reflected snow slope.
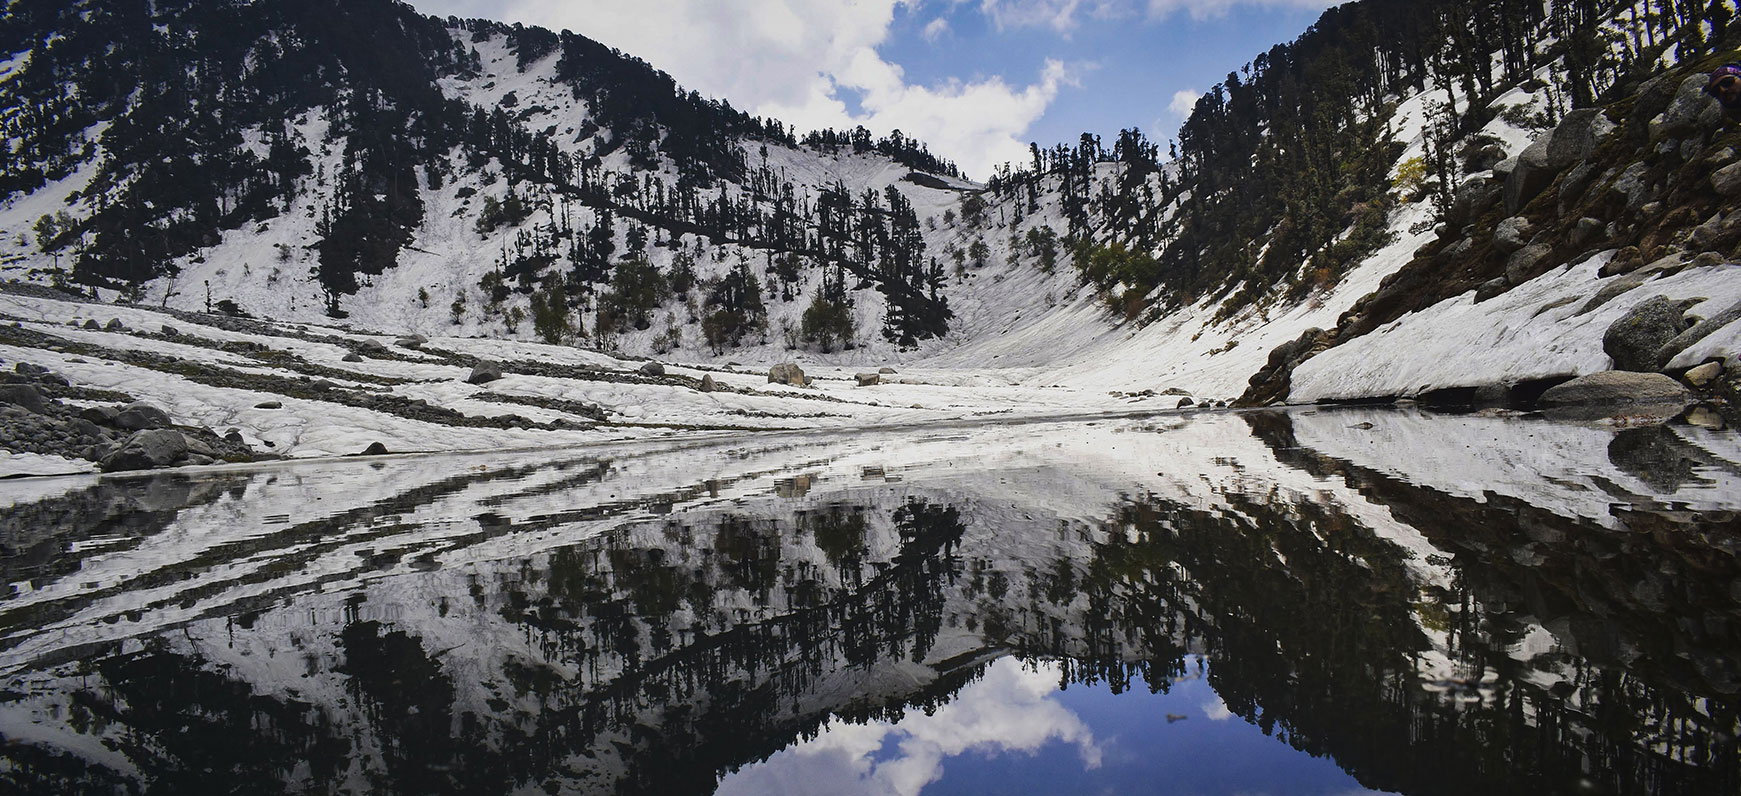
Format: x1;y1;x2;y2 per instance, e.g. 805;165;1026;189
0;408;1737;795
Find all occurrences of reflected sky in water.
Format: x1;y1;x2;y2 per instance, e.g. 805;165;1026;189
0;407;1736;795
722;656;1393;796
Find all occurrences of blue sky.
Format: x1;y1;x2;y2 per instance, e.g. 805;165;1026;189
407;0;1338;179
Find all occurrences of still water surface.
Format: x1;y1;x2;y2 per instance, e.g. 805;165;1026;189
1;408;1737;795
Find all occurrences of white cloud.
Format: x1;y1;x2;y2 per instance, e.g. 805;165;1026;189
1146;0;1338;21
922;17;951;41
406;0;1076;179
1168;88;1200;119
715;659;1102;796
977;0;1336;30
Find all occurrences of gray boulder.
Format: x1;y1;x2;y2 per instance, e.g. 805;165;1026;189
1650;74;1724;141
699;374;717;392
1176;397;1195;409
467;360;504;384
0;384;47;414
81;405;120;424
104;318;125;331
254;400;283;409
1474;277;1509;303
1654;297;1741;368
1503;137;1555;213
855;373;880;386
161;325;180;337
360;441;390;456
1607;162;1652;211
342;352;364;362
1539;371;1691;407
768;363;807;386
638;361;666;377
879;367;897;374
1504;243;1554;284
1713;162;1741;197
101;429;190;472
1446;180;1501;227
1492;216;1534;254
82;319;100;330
358;339;391;356
115;402;173;430
1604;295;1700;371
395;334;428;348
1544;108;1614;171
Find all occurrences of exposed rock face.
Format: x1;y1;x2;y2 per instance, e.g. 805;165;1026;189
101;429;190;472
1538;371;1691;407
0;384;47;414
1648;74;1723;142
1713;162;1741;197
114;402;173;430
1241;327;1329;406
768;363;807;386
638;362;666;377
855;373;880;386
1500;108;1613;215
1654;298;1741;368
467;361;503;384
1603;296;1699;371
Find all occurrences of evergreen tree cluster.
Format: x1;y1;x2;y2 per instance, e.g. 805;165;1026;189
984;0;1726;322
0;0;959;341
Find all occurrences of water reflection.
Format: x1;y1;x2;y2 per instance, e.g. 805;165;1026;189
0;409;1736;795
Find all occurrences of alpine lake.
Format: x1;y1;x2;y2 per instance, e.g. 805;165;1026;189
1;406;1737;795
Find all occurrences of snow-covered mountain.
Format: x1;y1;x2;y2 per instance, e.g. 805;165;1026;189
1;0;1737;408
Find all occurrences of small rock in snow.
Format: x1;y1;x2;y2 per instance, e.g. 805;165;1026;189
468;361;504;384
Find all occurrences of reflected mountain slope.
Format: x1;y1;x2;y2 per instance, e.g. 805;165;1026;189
0;410;1736;795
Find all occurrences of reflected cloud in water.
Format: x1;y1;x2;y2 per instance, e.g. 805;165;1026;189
717;659;1100;796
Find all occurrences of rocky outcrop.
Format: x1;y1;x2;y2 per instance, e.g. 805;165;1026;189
100;429;190;472
855;373;880;387
638;362;666;377
1240;328;1330;407
1242;58;1741;406
0;383;48;414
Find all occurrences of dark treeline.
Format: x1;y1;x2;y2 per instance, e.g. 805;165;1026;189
984;0;1726;321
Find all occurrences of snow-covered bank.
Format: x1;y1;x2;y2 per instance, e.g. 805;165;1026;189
1293;254;1741;402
